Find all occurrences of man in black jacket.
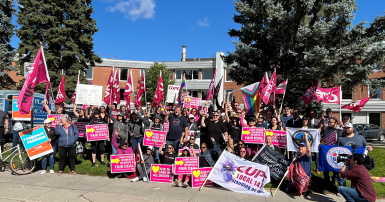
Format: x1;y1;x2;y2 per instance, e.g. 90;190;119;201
265;134;281;154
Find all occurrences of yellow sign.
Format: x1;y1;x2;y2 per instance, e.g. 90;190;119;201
86;128;95;133
111;158;120;164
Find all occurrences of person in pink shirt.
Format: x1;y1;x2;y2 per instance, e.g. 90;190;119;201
112;131;134;179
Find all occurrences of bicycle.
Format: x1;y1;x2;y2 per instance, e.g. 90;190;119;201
0;140;36;175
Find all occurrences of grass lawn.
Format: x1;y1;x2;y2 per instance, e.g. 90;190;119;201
3;144;384;198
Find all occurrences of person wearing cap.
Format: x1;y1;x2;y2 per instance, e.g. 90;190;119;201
151;107;165;124
285;132;312;195
40;119;58;174
109;112;129;154
180;114;199;148
150;114;164;131
175;146;196;188
334;122;373;188
112;130;134;178
132;146;155;182
201;111;228;151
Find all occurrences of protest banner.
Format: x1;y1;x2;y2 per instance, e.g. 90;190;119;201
192;167;213;188
287;128;320;152
150;164;173;183
19;126;53;160
184;97;201;110
287;158;311;196
47;114;64;128
173;157;199;175
164;122;169;133
110;154;136;173
265;130;287;148
206;151;270;196
371;177;385;183
32;96;51;124
241;127;265;144
12;96;32;121
178;149;200;156
75;84;103;106
166;85;180;103
143;129;167;147
318;145;366;172
74;122;87;138
86;124;109;141
252;145;290;181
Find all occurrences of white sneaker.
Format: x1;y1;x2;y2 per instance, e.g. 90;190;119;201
143;177;148;182
131;177;139;182
40;170;46;175
49;169;54;174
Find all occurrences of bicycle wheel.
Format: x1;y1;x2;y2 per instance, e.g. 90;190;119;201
9;151;36;175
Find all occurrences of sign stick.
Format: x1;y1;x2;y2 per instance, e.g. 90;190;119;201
199;150;226;191
137;143;149;183
279;79;288;115
272;169;289;197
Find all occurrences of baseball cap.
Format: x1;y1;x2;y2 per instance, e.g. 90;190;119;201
147;146;153;150
299;142;306;147
188;114;195;119
343;122;353;128
44;119;52;124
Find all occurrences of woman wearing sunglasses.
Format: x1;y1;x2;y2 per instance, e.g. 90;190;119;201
175;147;196;188
238;146;249;160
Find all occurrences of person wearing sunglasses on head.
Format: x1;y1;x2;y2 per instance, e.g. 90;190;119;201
285;109;303;131
157;141;178;165
40;119;59;174
201;111;228;152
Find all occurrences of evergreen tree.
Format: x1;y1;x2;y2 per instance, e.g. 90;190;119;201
0;0;16;89
16;0;102;102
145;62;175;104
224;0;385;109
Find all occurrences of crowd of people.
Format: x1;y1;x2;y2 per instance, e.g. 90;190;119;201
0;93;377;202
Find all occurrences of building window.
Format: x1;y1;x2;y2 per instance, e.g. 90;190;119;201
175;70;181;79
370;87;382;99
183;70;198;80
201;91;208;100
225;69;232;82
369;113;381;127
85;66;93;79
202;70;213;80
120;89;125;101
342;88;353;100
225;89;233;101
188;91;198;98
120;69;128;81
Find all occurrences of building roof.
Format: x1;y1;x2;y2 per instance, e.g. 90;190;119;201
95;58;153;69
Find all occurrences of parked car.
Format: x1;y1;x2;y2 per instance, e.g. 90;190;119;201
353;124;385;141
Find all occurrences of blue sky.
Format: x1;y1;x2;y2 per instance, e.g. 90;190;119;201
10;0;385;62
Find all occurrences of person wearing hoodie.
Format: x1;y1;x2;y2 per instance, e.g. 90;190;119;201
55;114;79;175
112;131;134;179
132;146;155;182
128;110;150;153
109;112;129;154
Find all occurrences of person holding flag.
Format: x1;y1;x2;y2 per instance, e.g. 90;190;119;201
178;73;186;106
132;146;155;182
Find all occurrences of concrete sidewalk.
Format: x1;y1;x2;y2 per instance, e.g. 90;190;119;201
0;170;379;202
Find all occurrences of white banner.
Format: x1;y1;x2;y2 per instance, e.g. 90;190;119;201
166;85;180;103
75;84;103;106
287;128;320;153
207;151;270;197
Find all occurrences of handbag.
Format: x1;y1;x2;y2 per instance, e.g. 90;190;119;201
117;124;126;140
76;141;84;154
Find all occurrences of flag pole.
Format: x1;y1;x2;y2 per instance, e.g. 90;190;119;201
144;70;147;108
273;169;289;197
279;79;288;114
138;143;149;183
339;86;342;122
199;150;226;191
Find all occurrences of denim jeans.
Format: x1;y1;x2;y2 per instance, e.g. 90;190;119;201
335;172;347;187
111;142;119;154
132;137;144;153
338;186;369;202
12;129;23;152
166;140;180;150
42;146;55;170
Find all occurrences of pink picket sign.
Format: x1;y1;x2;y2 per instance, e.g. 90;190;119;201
86;124;109;141
184;97;201;110
265;130;287;148
173;157;199;175
47;114;64;128
110;154;135;173
191;167;213;188
74;122;87;138
241;127;265;144
372;177;385;183
178;149;200;156
150;164;173;183
164;122;169;133
143;129;167;147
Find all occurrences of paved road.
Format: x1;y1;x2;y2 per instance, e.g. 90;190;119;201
0;170;371;202
367;139;385;148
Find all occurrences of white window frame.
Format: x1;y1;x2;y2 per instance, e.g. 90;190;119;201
201;69;214;80
85;66;94;80
225;68;233;82
119;68;129;81
188;90;199;98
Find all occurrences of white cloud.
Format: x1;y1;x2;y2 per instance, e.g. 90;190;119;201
196;18;210;27
107;0;155;21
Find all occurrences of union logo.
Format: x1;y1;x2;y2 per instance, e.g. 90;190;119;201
291;130;313;148
326;147;352;169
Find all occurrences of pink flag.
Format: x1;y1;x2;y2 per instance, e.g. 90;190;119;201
113;69;121;104
153;71;164;107
55;75;66;105
261;69;277;104
275;79;288;95
316;87;340;103
124;70;133;107
206;69;216;101
104;69;114;105
342;96;372;112
71;70;80;103
301;80;318;106
259;72;269;95
213;76;223;100
17;47;50;114
134;73;146;108
43;82;50;112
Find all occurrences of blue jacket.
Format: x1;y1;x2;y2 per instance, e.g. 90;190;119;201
55;124;79;147
201;140;222;167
